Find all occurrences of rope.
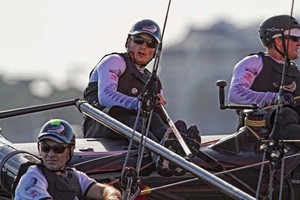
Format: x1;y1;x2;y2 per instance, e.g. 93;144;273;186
246;126;261;139
244;117;266;139
261;139;300;143
244;118;265;127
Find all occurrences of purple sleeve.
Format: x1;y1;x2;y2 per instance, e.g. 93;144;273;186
14;166;51;200
228;55;278;107
93;54;140;110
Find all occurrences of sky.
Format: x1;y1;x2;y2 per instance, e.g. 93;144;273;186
0;0;299;89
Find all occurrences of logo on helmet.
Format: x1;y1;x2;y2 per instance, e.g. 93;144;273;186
142;25;157;33
48;125;66;136
266;27;282;32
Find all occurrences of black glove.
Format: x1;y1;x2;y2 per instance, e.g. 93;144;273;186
283;93;294;104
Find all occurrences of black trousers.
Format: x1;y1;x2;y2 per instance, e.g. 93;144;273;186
266;106;300;147
235;106;300;148
82;106;168;143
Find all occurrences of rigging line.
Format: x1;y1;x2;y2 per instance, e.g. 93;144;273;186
121;108;142;173
256;151;267;199
136;110;154;176
278;157;285;200
261;1;296;199
246;125;262;139
140;152;300;195
142;170;262;198
133;0;173;166
286;0;295;54
140;164;264;194
120;109;146;199
120;1;172;197
134;1;173;167
282;0;295;193
279;0;294;88
152;0;171;74
268;165;276;200
140;170;260;197
224;152;300;173
261;139;300;143
268;0;296;142
225;172;263;198
121;110;153;175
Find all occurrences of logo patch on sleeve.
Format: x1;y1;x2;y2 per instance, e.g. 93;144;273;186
25;178;41;198
244;72;253;82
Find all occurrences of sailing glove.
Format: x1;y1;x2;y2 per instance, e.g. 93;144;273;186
283;93;294;105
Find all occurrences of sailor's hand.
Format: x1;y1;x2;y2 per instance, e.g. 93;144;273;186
157;93;167;106
103;186;121;200
283;93;295;105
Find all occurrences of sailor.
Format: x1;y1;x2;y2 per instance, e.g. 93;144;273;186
228;15;300;146
82;19;201;177
14;119;121;200
82;19;167;142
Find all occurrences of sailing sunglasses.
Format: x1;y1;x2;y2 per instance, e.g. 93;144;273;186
40;143;70;154
130;36;158;48
282;35;300;42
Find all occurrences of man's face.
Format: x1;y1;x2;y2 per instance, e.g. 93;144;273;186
39;139;71;171
285;34;300;60
275;29;300;60
127;33;158;65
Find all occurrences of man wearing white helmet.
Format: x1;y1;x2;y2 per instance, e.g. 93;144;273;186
228;15;300;145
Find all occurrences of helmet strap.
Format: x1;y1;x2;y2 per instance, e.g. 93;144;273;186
274;44;286;58
273;35;289;60
68;147;73;163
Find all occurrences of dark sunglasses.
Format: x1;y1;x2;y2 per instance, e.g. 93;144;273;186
40;143;70;154
282;35;300;42
130;36;158;48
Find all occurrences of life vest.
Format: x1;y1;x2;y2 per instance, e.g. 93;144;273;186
83;52;162;106
250;52;300;95
236;52;300;130
39;165;83;200
82;52;165;138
